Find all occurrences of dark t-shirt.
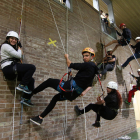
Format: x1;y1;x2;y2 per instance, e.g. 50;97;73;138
69;62;98;90
131;42;140;53
107;55;116;65
104;91;119;109
116;28;131;40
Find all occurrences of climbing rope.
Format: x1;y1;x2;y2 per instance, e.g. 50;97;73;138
97;75;105;99
125;40;140;67
47;1;70;139
81;97;88;140
114;24;140;67
47;0;66;54
12;0;24;139
12;76;18;140
76;0;90;47
18;0;24;41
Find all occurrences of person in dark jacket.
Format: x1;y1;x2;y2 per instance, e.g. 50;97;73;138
117;37;140;70
104;23;131;53
125;69;140;105
74;81;122;128
29;47;99;125
98;48;116;78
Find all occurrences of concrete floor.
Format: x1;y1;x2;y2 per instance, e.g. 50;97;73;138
127;120;140;139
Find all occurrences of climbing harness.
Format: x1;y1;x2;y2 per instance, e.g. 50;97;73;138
59;69;73;92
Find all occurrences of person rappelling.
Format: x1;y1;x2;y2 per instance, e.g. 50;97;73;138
125;69;140;105
98;48;116;78
74;81;122;128
0;31;36;106
29;47;99;125
117;37;140;70
104;23;131;53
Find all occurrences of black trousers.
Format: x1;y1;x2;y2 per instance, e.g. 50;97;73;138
80;103;118;122
2;63;36;99
32;78;80;101
32;78;81;118
98;63;114;75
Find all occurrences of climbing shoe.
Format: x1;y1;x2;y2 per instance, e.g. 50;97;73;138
30;115;43;125
16;84;32;94
92;121;101;128
74;105;82;116
125;100;130;105
21;98;34;107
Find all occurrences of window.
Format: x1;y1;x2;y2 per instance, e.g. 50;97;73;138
54;0;73;11
99;0;117;39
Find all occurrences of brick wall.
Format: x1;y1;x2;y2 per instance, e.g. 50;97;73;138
0;0;139;140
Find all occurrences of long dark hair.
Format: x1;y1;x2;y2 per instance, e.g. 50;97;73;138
0;37;18;51
114;89;122;108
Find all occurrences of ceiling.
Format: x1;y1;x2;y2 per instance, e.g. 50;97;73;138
86;0;140;40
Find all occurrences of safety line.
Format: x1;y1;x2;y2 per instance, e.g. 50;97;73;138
47;0;66;54
76;0;90;47
82;97;87;140
12;76;18;140
19;0;24;41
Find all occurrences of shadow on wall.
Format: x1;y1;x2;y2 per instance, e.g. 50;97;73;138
121;80;130;118
95;42;104;64
115;59;124;86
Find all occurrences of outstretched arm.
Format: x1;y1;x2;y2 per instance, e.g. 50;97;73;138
64;54;71;67
80;87;92;97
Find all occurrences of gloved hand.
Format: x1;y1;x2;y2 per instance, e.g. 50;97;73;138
17;41;22;48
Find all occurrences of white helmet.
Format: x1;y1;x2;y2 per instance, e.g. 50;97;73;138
6;31;19;39
107;48;113;52
135;37;140;40
137;69;140;72
107;81;118;90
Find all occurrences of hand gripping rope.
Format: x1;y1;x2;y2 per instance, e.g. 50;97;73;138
47;1;69;139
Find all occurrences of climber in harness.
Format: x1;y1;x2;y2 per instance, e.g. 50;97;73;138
98;48;116;78
104;23;131;53
125;69;140;105
30;47;98;125
74;81;122;128
0;31;36;106
117;37;140;70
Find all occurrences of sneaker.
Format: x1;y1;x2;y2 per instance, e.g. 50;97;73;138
16;84;32;94
92;121;101;128
74;105;82;116
117;65;122;70
21;98;34;107
125;100;130;105
30;115;43;125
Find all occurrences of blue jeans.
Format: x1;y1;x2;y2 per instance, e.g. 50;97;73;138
122;53;140;67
